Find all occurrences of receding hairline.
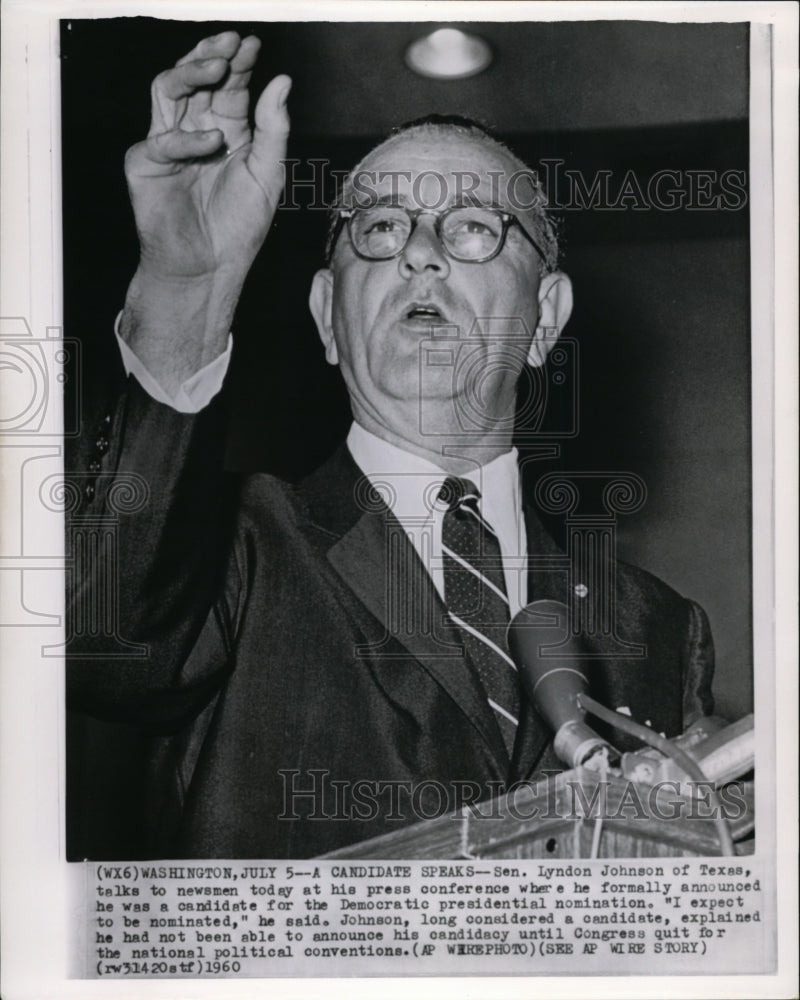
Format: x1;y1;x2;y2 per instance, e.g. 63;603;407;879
353;121;532;176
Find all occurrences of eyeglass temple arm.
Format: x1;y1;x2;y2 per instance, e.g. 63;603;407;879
508;214;548;265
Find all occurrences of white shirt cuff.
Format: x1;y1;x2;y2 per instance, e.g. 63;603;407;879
114;311;232;413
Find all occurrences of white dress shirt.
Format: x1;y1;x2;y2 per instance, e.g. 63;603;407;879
116;325;529;613
347;423;528;616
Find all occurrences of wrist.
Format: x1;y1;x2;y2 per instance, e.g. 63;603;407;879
120;267;242;396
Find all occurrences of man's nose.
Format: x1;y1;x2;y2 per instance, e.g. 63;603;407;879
398;216;451;278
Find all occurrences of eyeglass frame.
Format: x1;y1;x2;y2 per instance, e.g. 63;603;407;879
326;203;548;266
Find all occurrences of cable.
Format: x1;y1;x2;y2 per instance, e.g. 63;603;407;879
588;751;608;859
578;694;736;856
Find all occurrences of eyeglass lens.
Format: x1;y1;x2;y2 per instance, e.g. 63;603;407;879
350;206;507;261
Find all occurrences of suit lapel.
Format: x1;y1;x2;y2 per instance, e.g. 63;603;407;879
298;445;510;774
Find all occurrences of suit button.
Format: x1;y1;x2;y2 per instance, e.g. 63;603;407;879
88;459;101;473
95;436;109;454
84;483;96;501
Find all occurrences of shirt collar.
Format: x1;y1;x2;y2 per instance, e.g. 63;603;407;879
346;421;522;535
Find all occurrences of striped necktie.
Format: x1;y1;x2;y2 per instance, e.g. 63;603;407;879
439;476;520;756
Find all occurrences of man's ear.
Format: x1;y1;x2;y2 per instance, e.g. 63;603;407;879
309;268;338;365
527;271;573;367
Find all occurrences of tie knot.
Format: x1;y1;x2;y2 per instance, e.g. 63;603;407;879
438;476;481;513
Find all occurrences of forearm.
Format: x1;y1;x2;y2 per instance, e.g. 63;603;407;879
116;313;231;413
119;267;245;398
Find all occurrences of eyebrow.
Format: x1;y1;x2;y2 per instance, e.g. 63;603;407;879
351;194;510;212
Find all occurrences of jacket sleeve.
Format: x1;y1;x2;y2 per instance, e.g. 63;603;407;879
681;598;716;726
66;375;241;731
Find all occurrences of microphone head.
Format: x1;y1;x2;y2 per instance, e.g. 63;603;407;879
508;599;610;768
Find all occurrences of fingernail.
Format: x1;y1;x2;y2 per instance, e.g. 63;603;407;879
278;81;292;107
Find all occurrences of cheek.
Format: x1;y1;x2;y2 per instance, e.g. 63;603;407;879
332;264;387;333
508;265;541;327
464;251;535;296
475;267;538;326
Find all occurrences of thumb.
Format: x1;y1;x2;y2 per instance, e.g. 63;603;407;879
249;74;291;203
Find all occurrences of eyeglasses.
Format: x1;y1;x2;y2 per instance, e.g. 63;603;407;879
328;204;547;265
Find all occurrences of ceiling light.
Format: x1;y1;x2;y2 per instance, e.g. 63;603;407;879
405;28;492;80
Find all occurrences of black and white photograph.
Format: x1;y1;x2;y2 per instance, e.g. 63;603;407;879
63;14;754;859
0;1;796;996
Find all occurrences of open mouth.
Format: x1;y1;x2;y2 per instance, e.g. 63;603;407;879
404;304;445;322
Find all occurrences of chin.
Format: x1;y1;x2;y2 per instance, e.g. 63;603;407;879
376;374;423;406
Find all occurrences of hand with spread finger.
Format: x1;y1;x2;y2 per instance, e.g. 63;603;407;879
119;31;291;395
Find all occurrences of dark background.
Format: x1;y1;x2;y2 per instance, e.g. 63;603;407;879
62;18;751;858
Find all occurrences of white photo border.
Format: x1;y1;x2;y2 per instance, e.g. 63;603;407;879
1;2;797;998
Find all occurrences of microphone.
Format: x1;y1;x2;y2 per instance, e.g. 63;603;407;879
507;599;614;768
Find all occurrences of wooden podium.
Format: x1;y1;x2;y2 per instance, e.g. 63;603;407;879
323;717;755;861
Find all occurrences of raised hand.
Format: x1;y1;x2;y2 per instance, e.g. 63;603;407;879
120;32;291;390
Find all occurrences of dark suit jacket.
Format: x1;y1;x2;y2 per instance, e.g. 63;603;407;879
68;379;714;858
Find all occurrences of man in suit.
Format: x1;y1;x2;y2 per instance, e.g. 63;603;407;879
68;31;714;858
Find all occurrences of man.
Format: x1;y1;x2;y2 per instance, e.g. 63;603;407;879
68;31;714;858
